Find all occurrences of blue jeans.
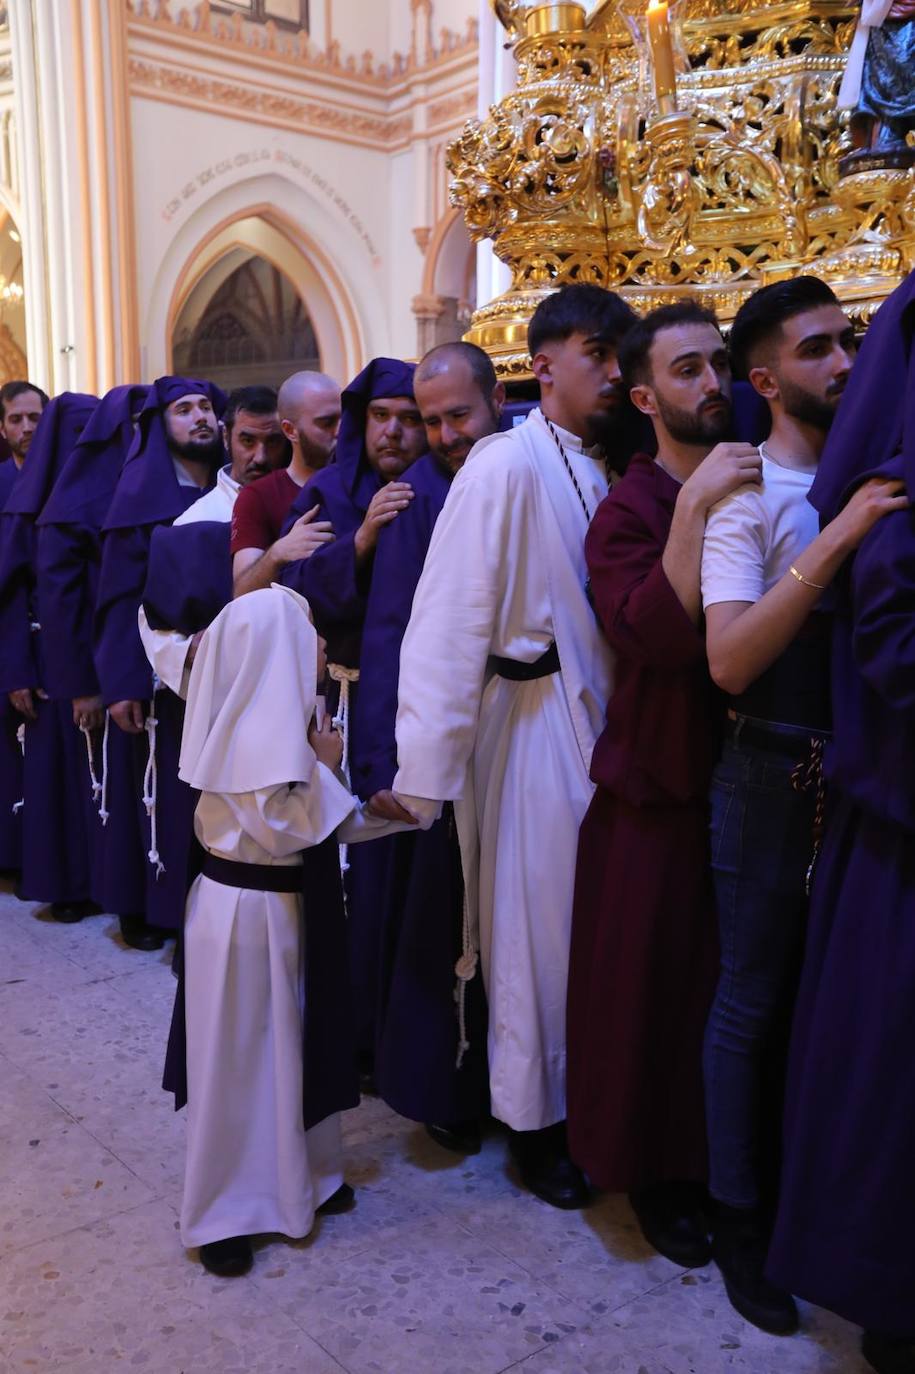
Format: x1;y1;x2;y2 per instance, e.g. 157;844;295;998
703;730;819;1209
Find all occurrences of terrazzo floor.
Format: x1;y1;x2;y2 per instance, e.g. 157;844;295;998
1;881;871;1374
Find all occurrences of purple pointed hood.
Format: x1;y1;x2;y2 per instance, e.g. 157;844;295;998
335;357;416;510
4;392;99;519
37;384;149;529
102;376;227;532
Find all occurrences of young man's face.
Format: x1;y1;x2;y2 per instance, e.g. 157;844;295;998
634;322;733;446
165;393;220;461
753;304;856;434
415;360;505;474
0;389;45;462
533;331;627;446
364;395;426;480
225;409;288;487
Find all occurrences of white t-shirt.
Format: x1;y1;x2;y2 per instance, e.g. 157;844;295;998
702;452;820;609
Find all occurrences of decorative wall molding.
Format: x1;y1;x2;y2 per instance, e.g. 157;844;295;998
127;0;478;91
129;58;414;149
126;0;479;152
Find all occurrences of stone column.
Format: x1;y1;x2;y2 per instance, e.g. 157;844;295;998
7;0;139;394
475;0;515;307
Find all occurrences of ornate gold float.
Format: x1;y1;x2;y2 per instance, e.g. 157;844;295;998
451;1;915;376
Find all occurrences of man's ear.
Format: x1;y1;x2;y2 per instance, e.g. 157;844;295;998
280;417;297;442
531;351;553;387
629;382;657;418
748;364;779;403
492;380;507;412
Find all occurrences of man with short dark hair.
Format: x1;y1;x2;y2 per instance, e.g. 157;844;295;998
390;285;635;1207
357;341;504;1150
0;381;50;465
567;301;762;1258
700;277;902;1333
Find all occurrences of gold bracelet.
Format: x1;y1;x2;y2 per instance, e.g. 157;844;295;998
789;564;825;591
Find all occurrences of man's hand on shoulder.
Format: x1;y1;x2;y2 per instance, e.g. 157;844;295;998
273;505;335;566
354;483;414;562
682;443;762;515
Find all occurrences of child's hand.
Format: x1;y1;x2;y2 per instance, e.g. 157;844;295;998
309;714;344;771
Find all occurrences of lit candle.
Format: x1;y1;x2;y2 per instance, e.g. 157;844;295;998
647;0;677;110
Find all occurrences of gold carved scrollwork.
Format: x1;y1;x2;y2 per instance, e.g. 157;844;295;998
461;0;914;375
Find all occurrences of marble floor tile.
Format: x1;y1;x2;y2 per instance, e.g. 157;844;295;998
251;1207;585;1374
589;1268;867;1374
336;1119;684;1318
0;1051;76;1147
0;1199;349;1374
0;1115;156;1257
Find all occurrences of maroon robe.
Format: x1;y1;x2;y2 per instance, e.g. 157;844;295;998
567;454;722;1191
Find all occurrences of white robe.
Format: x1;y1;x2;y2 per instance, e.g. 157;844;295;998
393;409;614;1132
180;770;396;1249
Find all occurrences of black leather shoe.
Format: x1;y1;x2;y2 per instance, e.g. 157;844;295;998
118;914;165;951
712;1206;798;1334
629;1182;712;1269
510;1123;590;1209
425;1120;482;1154
862;1332;915;1374
199;1235;252;1277
317;1183;356;1215
51;900;94;924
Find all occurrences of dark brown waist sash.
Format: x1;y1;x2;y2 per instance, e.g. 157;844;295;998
200;850;302;893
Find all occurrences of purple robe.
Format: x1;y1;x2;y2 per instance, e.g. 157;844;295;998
768;270;915;1337
138;519;234;933
280;357;418;667
352;453;489;1124
93;377;225;928
0;395;103;905
35;386;151;916
280;358;417;1059
0;459;23;869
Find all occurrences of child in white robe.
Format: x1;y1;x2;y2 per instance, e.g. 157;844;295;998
176;583;409;1276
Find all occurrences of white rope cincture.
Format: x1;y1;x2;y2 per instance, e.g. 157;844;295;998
454;890;479;1071
98;711;111;826
12;722;25;814
327;663;359;876
141;681;165;878
81;723;102;803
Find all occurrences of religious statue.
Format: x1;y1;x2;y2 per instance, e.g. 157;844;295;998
839;0;915;167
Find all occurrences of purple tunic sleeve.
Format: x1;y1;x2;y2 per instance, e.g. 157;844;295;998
36;521;101;699
851;508;915;710
350;491;437;799
93;524;155;704
280;473;368;629
0;513;38;694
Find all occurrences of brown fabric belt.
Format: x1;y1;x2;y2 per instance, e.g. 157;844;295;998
490;642;560;681
200;851;302;893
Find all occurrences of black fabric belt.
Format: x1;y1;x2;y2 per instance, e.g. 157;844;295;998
200;851;302;893
490;642;560;681
726;715;831;759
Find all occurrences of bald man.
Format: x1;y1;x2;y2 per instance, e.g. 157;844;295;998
231;370;341;598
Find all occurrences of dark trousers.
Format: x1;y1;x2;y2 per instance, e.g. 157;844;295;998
703;724;820;1210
